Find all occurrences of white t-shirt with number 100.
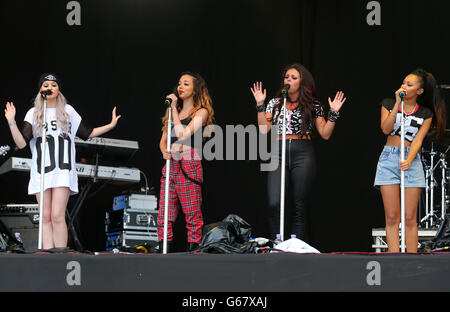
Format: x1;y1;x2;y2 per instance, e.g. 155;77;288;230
24;104;81;195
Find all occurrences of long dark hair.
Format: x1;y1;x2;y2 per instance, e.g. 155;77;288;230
411;68;446;139
161;71;215;134
273;63;319;135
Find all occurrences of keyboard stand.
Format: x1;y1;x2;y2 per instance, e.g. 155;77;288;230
66;152;100;252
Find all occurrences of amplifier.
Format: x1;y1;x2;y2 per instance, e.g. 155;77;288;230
106;208;158;232
106;230;158;251
0;204;39;252
112;194;157;211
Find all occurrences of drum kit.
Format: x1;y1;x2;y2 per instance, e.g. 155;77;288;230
420;130;450;229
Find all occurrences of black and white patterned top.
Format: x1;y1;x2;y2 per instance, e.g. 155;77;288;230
265;98;324;135
381;98;434;142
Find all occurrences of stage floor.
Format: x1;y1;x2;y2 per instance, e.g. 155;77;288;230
1;251;450;292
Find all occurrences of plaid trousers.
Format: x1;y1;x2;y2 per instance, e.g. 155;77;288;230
158;149;203;243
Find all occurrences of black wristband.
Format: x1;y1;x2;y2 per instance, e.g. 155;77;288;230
256;104;266;113
328;109;340;122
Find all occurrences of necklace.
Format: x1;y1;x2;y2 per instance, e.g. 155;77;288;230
286;99;299;110
400;103;418;115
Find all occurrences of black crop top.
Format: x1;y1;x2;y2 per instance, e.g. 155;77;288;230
381;98;434;142
170;117;203;148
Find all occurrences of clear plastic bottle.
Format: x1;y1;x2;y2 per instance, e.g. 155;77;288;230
14;232;23;244
273;233;282;248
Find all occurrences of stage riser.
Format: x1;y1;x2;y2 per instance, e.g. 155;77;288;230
1;253;449;292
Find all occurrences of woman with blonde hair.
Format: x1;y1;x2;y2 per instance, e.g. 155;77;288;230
4;73;121;250
158;71;214;252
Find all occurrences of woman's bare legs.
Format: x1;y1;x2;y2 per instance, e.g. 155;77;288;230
36;187;70;249
36;189;53;249
381;185;421;253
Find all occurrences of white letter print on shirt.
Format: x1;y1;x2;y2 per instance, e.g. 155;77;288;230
393;114;423;142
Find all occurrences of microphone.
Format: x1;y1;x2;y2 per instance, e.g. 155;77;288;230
164;91;179;106
282;84;290;95
40;90;52;97
399;91;406;98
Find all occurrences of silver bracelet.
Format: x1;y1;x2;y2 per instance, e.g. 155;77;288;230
8;121;16;127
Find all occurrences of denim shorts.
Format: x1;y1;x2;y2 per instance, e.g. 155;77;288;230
374;146;426;188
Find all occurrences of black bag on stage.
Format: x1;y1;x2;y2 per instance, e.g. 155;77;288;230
196;214;257;254
419;214;450;252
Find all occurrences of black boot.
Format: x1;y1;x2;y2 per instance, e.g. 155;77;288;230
187;242;199;252
158;241;172;253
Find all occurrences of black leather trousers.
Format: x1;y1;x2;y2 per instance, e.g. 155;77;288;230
267;139;316;241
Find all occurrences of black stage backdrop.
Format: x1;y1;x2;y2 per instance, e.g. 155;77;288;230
0;0;449;252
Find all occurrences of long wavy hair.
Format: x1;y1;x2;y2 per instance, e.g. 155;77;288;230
161;71;215;138
410;68;446;139
272;63;320;135
32;91;70;136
